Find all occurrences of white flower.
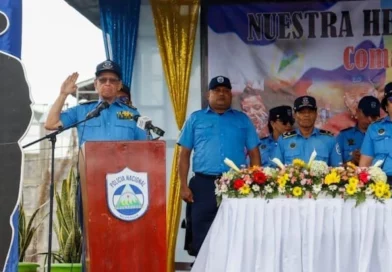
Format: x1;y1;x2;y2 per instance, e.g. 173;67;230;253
278;187;286;194
329;185;338;191
369;166;387;183
215;187;222;196
308;149;317;166
264;185;273;193
309;161;329;176
271;158;285;170
312;184;322;194
252;184;260;192
224;158;241;172
300;179;307;186
263;167;278;177
220;184;228;193
365;187;373;195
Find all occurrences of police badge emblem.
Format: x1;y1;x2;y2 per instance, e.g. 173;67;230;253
217;76;224;83
106;168;149;222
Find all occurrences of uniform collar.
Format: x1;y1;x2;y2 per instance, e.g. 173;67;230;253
205;105;233;114
296;127;318;137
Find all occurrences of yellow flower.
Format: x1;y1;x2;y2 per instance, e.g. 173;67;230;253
345;184;356;195
348;177;359;187
384;190;392;199
292;186;303;197
277;173;289;188
293;159;306;168
324;171;341;185
375;181;387;191
239;184;251;195
346;161;357;170
370;183;375;191
375;187;385;198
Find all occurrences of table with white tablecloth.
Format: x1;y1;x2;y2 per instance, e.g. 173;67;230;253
191;198;392;272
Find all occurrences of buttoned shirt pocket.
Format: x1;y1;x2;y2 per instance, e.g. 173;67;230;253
115;119;136;139
315;147;330;163
232;123;247;143
374;135;389;156
284;145;301;163
194;123;214;141
84;118;101;127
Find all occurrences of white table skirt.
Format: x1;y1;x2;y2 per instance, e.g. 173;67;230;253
191;198;392;272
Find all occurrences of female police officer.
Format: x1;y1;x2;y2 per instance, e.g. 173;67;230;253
360;82;392;184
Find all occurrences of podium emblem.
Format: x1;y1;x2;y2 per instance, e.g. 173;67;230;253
106;167;149;221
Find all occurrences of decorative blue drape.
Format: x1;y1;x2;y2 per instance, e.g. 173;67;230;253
99;0;142;90
1;1;22;272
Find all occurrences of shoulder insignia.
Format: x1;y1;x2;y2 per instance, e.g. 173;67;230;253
319;129;334;136
282;130;297;139
80;100;98;105
122;102;138;110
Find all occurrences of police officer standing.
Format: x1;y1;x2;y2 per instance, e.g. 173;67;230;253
178;76;261;257
360;83;392;183
260;106;294;167
274;95;342;166
45;60;146;143
337;96;380;165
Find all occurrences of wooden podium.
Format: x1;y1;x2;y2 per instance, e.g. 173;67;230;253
79;141;166;272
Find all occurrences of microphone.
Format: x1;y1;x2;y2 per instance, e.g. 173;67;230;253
86;101;110;118
133;115;165;137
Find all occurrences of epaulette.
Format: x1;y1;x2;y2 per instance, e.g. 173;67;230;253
120;102;138;110
282;130;297;139
80;100;98;105
319;129;334;136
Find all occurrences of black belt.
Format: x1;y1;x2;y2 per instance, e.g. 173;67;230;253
194;172;222;179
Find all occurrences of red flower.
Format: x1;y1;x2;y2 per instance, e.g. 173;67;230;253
253;171;267;185
233;179;245;190
358;172;370;184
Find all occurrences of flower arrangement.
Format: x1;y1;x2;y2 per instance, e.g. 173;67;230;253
215;156;391;206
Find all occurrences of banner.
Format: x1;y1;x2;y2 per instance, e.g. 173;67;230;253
207;0;392;136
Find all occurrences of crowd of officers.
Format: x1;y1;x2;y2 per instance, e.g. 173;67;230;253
178;75;392;259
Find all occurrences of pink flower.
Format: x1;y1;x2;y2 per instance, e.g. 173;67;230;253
300;179;307;186
299;173;305;179
306;179;313;185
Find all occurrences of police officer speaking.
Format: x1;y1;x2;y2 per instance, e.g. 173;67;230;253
177;76;261;257
274;95;342;166
360;82;392;184
45;60;146;144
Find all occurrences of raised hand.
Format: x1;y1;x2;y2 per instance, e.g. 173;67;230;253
60;72;79;95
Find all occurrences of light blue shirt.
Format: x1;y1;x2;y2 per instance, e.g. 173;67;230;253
259;135;278;167
274;128;342;167
336;125;365;163
177;107;260;175
361;116;392;175
60;99;146;146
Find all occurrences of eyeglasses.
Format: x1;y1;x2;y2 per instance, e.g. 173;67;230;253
97;77;120;84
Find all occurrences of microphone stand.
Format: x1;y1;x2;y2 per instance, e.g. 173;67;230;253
22;114;99;272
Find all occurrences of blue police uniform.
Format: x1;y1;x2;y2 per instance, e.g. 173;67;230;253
361;116;392;176
336;126;364;163
178;107;260;175
60;99;145;145
274;128;342;166
178;101;260;255
259;135;278;167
